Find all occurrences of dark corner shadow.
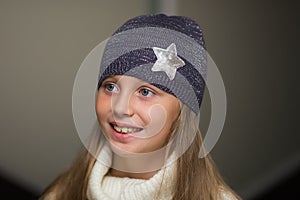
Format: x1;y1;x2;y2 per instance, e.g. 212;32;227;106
250;166;300;200
0;172;39;200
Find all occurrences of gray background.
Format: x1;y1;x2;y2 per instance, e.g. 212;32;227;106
0;1;298;199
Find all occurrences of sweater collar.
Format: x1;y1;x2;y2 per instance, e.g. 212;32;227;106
87;143;177;200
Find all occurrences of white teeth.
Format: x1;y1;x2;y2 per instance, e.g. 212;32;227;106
114;126;121;132
113;125;141;134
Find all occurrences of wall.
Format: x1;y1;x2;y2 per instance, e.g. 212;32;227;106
177;1;299;198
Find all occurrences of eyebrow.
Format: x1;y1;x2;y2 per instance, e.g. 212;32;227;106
104;76;120;82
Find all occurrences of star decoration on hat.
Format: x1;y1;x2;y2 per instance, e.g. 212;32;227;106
151;43;185;80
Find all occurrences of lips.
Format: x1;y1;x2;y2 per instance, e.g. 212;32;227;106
110;122;143;134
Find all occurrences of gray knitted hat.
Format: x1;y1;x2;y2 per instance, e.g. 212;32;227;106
98;14;207;113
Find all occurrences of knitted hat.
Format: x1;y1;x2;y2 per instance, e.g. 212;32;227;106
98;14;207;113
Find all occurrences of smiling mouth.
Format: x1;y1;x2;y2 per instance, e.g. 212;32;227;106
110;123;143;134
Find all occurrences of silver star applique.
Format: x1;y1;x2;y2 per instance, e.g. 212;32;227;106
151;43;185;80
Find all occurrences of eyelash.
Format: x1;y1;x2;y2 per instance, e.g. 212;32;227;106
104;83;118;92
139;88;155;97
103;82;156;97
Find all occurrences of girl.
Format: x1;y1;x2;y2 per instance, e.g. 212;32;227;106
40;14;242;200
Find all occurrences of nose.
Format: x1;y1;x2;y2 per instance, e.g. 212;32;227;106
112;91;134;118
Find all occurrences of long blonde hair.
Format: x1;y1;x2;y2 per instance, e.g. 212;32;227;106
171;105;241;199
39;105;241;200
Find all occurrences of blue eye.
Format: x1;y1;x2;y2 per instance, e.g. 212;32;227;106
105;83;118;92
140;88;154;97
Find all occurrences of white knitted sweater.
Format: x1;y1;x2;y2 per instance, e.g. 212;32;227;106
87;144;237;200
87;144;176;200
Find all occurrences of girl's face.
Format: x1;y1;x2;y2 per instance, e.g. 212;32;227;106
96;75;180;154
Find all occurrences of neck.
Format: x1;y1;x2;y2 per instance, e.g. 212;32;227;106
110;148;168;179
109;168;157;179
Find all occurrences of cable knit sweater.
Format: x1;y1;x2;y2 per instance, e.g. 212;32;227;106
87;144;237;200
87;143;176;200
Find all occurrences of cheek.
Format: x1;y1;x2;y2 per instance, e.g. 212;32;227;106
131;100;152;124
159;101;180;132
96;93;111;121
134;102;179;140
135;104;167;138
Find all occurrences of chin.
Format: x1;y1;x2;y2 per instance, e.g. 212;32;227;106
109;141;137;154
